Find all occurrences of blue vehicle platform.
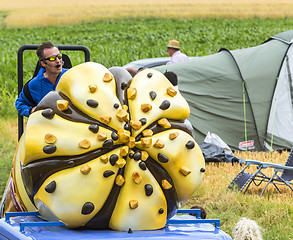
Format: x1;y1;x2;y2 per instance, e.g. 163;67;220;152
0;210;232;240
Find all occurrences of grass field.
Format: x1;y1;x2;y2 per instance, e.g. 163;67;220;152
0;1;293;239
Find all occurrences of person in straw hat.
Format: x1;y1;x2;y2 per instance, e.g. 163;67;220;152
166;39;189;65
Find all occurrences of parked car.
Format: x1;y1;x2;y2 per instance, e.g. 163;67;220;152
123;57;171;71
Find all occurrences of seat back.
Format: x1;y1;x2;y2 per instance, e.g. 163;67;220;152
32;53;72;78
281;148;293;181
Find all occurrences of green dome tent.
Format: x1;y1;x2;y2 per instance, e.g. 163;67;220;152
156;30;293;151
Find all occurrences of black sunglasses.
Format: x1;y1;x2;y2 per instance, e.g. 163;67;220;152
44;53;62;62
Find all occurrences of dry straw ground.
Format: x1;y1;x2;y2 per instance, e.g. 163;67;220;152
1;0;293;27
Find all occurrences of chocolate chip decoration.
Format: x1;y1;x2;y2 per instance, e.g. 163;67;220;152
43;145;57;154
144;184;153;196
139;118;147;125
139;162;147;170
41;108;55;119
103;139;114;148
149;91;157;100
81;202;95;215
103;170;115;178
159;100;170;110
111;132;118;141
110;154;119;166
186;140;195;149
86;99;99;108
121;81;128;90
124;123;131;131
133;151;142;161
158;208;164;214
147;72;153;78
45;181;56;193
89;124;99;133
158;153;169;163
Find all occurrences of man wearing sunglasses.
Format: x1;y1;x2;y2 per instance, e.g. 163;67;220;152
15;41;68;117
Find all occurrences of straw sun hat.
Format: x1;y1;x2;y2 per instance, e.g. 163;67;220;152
167;40;180;49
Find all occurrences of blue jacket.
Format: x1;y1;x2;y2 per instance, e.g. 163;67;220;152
15;68;68;117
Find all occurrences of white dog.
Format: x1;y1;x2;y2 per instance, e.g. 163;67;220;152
232;217;263;240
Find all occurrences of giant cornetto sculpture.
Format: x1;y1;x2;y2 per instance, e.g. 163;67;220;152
0;62;205;231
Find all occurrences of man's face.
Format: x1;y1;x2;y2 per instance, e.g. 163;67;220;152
41;47;62;74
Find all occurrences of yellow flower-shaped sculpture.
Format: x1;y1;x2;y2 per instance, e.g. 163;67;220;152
2;62;205;231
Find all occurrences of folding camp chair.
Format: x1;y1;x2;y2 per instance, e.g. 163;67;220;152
227;148;293;197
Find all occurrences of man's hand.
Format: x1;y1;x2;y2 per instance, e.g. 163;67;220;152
30;106;37;115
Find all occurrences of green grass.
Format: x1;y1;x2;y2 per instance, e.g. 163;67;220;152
0;17;293;239
1;18;293;119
